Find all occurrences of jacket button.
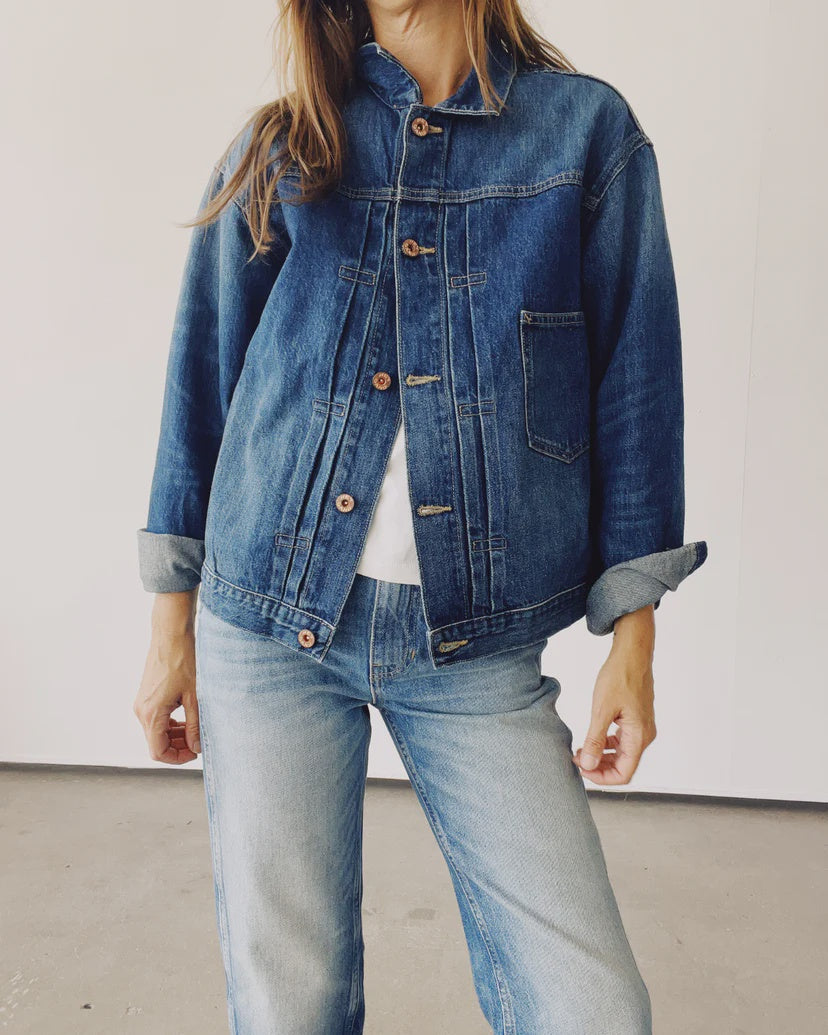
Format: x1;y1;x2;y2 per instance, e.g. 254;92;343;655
335;492;355;512
372;371;392;390
297;628;316;648
401;238;420;257
411;116;429;137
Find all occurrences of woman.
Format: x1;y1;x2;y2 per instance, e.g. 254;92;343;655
134;0;707;1031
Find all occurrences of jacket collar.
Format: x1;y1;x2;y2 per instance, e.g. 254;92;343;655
354;34;517;116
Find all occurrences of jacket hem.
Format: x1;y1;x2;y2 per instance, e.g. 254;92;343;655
425;581;589;667
199;562;589;669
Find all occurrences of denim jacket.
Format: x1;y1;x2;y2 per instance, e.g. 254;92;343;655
137;35;708;667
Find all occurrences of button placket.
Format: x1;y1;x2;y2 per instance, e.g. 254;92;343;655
394;105;462;609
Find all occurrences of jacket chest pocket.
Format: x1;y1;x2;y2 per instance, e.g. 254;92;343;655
519;309;591;463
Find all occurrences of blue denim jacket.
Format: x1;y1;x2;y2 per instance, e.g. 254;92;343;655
137;36;708;667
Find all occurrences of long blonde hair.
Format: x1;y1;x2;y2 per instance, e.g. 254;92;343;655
188;0;576;259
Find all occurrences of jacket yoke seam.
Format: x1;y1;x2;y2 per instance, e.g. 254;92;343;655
335;171;583;205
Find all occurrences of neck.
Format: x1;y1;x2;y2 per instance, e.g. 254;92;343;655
364;0;473;108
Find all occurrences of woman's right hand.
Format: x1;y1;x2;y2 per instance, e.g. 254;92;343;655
134;589;201;764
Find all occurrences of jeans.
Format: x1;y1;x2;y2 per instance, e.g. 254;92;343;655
194;572;652;1034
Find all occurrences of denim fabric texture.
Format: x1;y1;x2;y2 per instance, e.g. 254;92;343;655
137;33;708;666
195;572;653;1033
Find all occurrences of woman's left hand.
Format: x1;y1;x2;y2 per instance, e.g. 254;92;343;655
572;605;657;785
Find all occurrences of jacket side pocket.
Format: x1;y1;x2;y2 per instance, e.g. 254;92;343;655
519;309;591;463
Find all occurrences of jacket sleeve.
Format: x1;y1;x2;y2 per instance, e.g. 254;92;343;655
581;128;708;635
137;162;286;593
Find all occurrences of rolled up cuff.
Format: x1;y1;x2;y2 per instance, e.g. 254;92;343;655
136;528;205;593
586;540;708;636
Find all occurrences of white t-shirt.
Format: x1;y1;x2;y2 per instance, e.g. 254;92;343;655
355;419;421;585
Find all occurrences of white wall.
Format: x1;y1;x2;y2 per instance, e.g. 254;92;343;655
1;1;825;801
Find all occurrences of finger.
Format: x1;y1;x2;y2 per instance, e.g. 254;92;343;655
614;725;648;769
149;737;197;765
182;693;201;754
578;713;613;770
146;710;196;765
161;746;198;764
572;733;620;756
168;721;194;747
579;758;635;786
579;740;645;786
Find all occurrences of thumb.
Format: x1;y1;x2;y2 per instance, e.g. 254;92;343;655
579;714;609;771
182;694;201;754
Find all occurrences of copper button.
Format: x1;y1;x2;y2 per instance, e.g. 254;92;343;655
401;238;420;257
335;492;355;512
372;371;392;390
411;116;429;137
297;628;316;648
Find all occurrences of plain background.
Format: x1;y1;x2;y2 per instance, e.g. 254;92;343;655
0;0;825;802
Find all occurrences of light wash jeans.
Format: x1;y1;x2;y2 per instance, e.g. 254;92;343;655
194;572;652;1034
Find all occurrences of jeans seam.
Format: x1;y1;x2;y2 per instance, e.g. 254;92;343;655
367;580;381;704
200;695;240;1035
344;716;370;1035
381;711;517;1035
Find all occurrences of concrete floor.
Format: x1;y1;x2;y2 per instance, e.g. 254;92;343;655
0;765;825;1035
